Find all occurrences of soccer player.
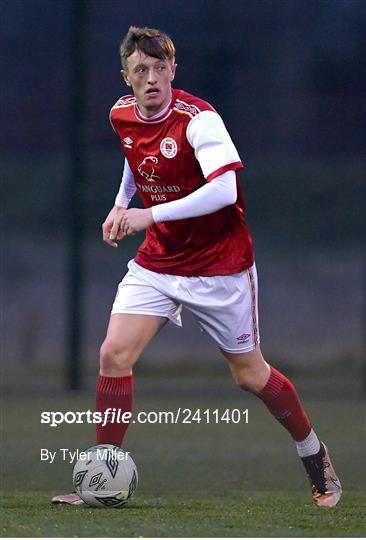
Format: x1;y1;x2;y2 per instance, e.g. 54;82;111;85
53;26;341;507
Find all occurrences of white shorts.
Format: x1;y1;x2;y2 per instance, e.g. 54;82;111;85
111;259;260;354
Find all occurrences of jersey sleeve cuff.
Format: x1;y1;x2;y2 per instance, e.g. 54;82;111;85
206;161;244;182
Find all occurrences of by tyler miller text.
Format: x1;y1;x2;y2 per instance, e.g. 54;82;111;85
40;448;130;464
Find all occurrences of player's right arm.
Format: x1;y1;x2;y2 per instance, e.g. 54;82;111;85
102;205;127;248
102;159;137;248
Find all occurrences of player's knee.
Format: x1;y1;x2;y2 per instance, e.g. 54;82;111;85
228;357;270;394
99;340;135;374
231;368;255;391
237;375;258;393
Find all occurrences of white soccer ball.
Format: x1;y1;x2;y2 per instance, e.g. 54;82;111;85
72;444;138;507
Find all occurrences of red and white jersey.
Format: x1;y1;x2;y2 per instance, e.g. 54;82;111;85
110;88;254;276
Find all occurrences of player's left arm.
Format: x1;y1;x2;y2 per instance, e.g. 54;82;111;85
120;170;236;235
120;111;242;235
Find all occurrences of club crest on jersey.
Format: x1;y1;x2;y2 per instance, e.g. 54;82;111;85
137;156;160;182
160;137;177;159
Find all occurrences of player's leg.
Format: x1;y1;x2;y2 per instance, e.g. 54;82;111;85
95;260;182;448
222;344;270;392
52;313;166;505
222;346;342;507
52;261;182;504
96;313;167;446
222;345;314;445
183;264;341;507
100;313;166;376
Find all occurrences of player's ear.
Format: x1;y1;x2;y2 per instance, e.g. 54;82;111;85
121;69;131;87
170;63;177;82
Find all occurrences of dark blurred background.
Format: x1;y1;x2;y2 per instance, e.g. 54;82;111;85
1;0;364;389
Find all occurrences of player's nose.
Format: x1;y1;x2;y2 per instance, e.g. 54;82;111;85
147;68;157;84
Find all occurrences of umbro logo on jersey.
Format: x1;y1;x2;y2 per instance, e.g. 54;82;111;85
123;137;133;148
236;333;250;344
160;137;177;159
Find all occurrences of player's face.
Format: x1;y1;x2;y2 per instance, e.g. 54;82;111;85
122;50;176;118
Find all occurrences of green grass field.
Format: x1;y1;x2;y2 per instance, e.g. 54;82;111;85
1;373;365;537
2;491;365;537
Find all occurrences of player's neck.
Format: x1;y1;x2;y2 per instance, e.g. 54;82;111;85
136;98;172;120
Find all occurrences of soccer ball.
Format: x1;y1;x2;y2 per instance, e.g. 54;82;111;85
72;444;138;507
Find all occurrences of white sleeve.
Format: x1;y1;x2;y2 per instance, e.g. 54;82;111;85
114;159;137;208
151;170;236;223
186;110;242;181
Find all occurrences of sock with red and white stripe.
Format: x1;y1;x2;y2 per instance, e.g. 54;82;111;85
95;374;133;447
250;366;320;456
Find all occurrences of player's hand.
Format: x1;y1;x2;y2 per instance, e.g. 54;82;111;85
102;205;127;248
120;208;154;236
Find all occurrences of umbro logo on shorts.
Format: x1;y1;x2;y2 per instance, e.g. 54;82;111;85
236;333;250;344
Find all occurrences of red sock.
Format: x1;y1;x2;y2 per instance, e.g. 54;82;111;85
95;374;133;447
251;366;311;442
